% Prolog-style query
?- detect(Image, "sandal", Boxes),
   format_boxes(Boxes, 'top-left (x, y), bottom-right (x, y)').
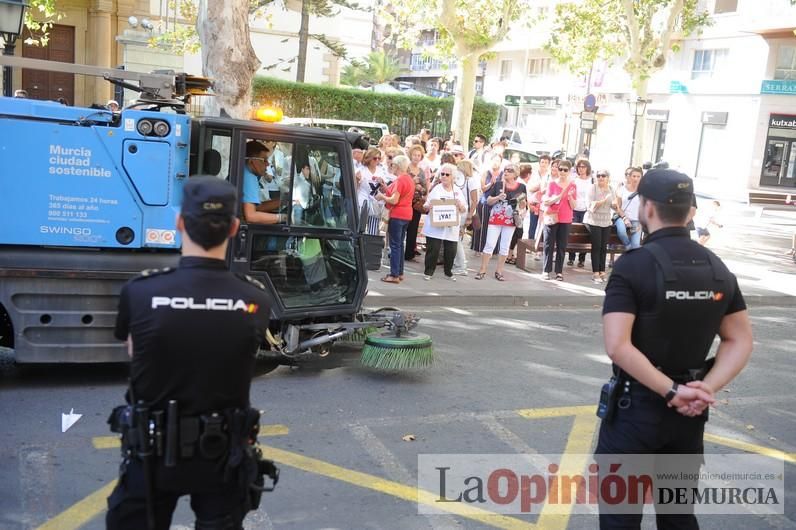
top-left (555, 273), bottom-right (564, 281)
top-left (495, 272), bottom-right (505, 281)
top-left (474, 272), bottom-right (486, 280)
top-left (380, 276), bottom-right (400, 284)
top-left (506, 257), bottom-right (516, 265)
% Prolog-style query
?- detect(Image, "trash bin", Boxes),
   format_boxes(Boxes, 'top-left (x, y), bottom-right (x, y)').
top-left (363, 234), bottom-right (384, 271)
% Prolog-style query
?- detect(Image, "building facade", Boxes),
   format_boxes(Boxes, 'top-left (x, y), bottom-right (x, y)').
top-left (482, 0), bottom-right (796, 197)
top-left (5, 0), bottom-right (183, 107)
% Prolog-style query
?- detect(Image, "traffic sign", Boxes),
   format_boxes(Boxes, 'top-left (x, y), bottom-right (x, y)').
top-left (584, 94), bottom-right (597, 112)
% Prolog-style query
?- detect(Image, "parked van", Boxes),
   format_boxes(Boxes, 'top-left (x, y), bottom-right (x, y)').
top-left (282, 118), bottom-right (389, 146)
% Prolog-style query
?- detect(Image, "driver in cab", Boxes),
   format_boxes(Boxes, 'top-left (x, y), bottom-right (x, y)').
top-left (242, 140), bottom-right (286, 224)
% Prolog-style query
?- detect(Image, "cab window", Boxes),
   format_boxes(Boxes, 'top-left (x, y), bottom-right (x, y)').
top-left (197, 130), bottom-right (232, 180)
top-left (249, 234), bottom-right (358, 308)
top-left (291, 143), bottom-right (347, 229)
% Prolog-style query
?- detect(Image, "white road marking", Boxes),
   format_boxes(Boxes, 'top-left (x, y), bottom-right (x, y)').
top-left (443, 307), bottom-right (474, 316)
top-left (349, 424), bottom-right (463, 530)
top-left (584, 353), bottom-right (612, 365)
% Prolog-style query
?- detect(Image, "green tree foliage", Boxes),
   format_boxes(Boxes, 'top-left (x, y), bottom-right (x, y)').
top-left (253, 76), bottom-right (500, 141)
top-left (22, 0), bottom-right (62, 46)
top-left (340, 60), bottom-right (367, 86)
top-left (544, 0), bottom-right (711, 95)
top-left (364, 50), bottom-right (401, 84)
top-left (381, 0), bottom-right (525, 145)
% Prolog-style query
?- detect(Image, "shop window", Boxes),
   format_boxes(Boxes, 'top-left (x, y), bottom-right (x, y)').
top-left (775, 45), bottom-right (796, 81)
top-left (713, 0), bottom-right (737, 14)
top-left (500, 59), bottom-right (512, 81)
top-left (691, 49), bottom-right (728, 80)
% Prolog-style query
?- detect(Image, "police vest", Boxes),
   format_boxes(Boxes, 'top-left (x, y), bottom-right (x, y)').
top-left (632, 241), bottom-right (735, 375)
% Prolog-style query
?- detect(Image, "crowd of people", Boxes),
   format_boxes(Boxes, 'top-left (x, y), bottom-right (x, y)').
top-left (358, 129), bottom-right (682, 285)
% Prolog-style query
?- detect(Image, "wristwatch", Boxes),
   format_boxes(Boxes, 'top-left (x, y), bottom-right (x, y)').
top-left (664, 382), bottom-right (679, 402)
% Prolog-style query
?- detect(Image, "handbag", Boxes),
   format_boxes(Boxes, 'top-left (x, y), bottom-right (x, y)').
top-left (512, 208), bottom-right (522, 228)
top-left (543, 212), bottom-right (559, 226)
top-left (471, 212), bottom-right (481, 231)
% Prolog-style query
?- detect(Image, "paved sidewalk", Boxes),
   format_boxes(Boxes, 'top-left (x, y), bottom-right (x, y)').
top-left (365, 245), bottom-right (796, 310)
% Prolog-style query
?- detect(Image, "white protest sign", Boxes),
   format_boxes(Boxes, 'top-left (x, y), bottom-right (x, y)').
top-left (430, 199), bottom-right (459, 227)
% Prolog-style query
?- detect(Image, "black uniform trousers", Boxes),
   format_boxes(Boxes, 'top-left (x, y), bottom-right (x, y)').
top-left (595, 385), bottom-right (705, 530)
top-left (106, 458), bottom-right (248, 530)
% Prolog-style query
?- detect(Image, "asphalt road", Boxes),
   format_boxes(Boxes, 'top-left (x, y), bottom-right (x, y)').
top-left (1, 306), bottom-right (794, 530)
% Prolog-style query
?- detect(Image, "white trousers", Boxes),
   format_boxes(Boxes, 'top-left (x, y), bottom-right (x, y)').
top-left (483, 224), bottom-right (515, 256)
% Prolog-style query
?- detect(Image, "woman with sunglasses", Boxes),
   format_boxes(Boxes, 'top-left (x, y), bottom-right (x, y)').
top-left (421, 163), bottom-right (467, 280)
top-left (475, 164), bottom-right (526, 281)
top-left (356, 147), bottom-right (388, 235)
top-left (568, 158), bottom-right (593, 268)
top-left (541, 160), bottom-right (576, 281)
top-left (583, 169), bottom-right (615, 283)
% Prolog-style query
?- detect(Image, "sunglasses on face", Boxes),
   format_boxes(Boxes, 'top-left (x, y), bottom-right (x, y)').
top-left (439, 172), bottom-right (452, 176)
top-left (596, 174), bottom-right (608, 178)
top-left (504, 169), bottom-right (515, 173)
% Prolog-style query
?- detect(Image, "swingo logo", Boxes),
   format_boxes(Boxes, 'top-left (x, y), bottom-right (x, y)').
top-left (665, 291), bottom-right (724, 301)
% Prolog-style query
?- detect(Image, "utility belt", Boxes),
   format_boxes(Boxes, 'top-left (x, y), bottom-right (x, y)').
top-left (108, 400), bottom-right (279, 528)
top-left (597, 358), bottom-right (715, 422)
top-left (108, 403), bottom-right (260, 462)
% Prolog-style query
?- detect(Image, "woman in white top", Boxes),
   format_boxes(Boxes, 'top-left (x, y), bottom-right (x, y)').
top-left (356, 147), bottom-right (388, 235)
top-left (422, 163), bottom-right (467, 279)
top-left (583, 169), bottom-right (616, 283)
top-left (568, 158), bottom-right (593, 267)
top-left (613, 166), bottom-right (643, 249)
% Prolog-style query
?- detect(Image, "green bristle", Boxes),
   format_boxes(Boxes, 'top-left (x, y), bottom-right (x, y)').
top-left (360, 332), bottom-right (434, 370)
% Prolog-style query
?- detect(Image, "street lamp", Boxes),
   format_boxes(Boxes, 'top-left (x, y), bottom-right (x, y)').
top-left (0, 0), bottom-right (29, 97)
top-left (627, 96), bottom-right (649, 166)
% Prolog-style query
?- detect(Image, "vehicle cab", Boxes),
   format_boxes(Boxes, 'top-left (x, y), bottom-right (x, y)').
top-left (189, 118), bottom-right (369, 327)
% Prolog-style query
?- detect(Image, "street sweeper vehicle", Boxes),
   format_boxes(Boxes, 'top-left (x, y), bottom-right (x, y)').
top-left (0, 55), bottom-right (433, 369)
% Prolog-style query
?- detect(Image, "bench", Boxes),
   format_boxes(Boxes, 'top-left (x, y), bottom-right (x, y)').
top-left (515, 223), bottom-right (626, 271)
top-left (748, 191), bottom-right (794, 207)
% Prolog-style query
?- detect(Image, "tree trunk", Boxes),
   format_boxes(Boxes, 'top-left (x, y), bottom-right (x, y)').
top-left (450, 54), bottom-right (478, 147)
top-left (197, 0), bottom-right (260, 119)
top-left (630, 77), bottom-right (649, 166)
top-left (296, 0), bottom-right (310, 82)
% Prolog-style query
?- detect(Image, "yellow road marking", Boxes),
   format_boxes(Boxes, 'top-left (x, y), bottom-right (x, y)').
top-left (92, 424), bottom-right (289, 450)
top-left (43, 407), bottom-right (796, 530)
top-left (34, 480), bottom-right (116, 530)
top-left (261, 444), bottom-right (536, 530)
top-left (529, 409), bottom-right (599, 530)
top-left (516, 405), bottom-right (594, 419)
top-left (705, 433), bottom-right (796, 464)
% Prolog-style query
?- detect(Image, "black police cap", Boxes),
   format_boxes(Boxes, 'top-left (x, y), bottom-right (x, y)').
top-left (181, 176), bottom-right (237, 218)
top-left (638, 169), bottom-right (694, 205)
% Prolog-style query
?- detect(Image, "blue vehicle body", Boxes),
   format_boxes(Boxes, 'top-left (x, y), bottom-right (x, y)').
top-left (0, 97), bottom-right (189, 362)
top-left (0, 98), bottom-right (190, 249)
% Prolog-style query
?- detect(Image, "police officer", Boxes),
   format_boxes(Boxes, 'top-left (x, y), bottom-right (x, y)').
top-left (106, 176), bottom-right (273, 530)
top-left (596, 169), bottom-right (753, 529)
